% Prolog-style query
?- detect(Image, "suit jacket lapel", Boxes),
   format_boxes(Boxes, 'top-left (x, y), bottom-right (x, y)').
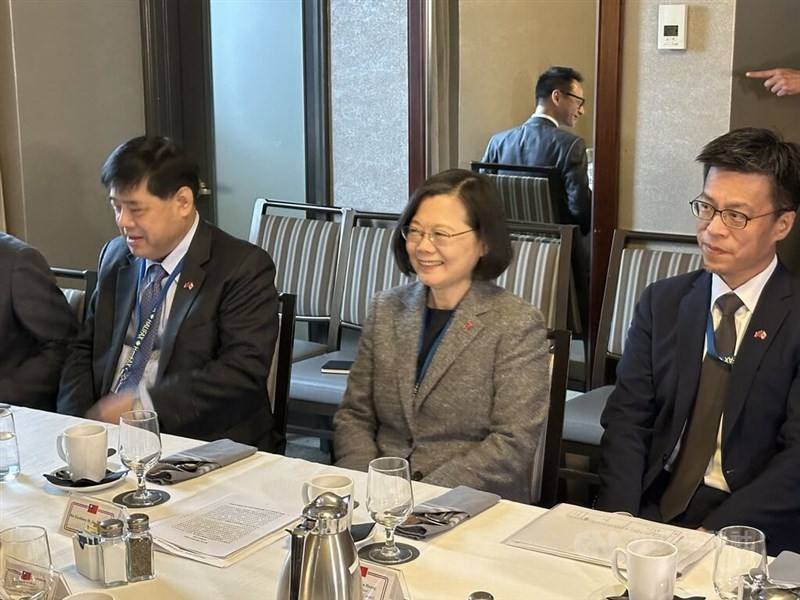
top-left (156, 220), bottom-right (210, 380)
top-left (668, 272), bottom-right (711, 444)
top-left (102, 256), bottom-right (138, 392)
top-left (723, 264), bottom-right (793, 443)
top-left (395, 283), bottom-right (424, 433)
top-left (413, 282), bottom-right (488, 411)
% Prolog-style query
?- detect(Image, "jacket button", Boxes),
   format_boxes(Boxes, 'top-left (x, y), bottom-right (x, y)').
top-left (412, 471), bottom-right (423, 481)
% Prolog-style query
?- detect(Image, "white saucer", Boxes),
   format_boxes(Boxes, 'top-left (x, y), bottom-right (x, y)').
top-left (44, 463), bottom-right (128, 494)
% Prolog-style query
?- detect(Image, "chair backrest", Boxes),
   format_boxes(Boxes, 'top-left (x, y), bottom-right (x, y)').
top-left (592, 229), bottom-right (703, 387)
top-left (339, 212), bottom-right (413, 329)
top-left (532, 328), bottom-right (571, 507)
top-left (496, 222), bottom-right (575, 330)
top-left (269, 293), bottom-right (297, 455)
top-left (250, 198), bottom-right (355, 348)
top-left (470, 160), bottom-right (565, 224)
top-left (51, 267), bottom-right (98, 323)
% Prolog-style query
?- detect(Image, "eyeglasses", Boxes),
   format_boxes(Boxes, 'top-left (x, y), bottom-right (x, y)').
top-left (689, 196), bottom-right (787, 230)
top-left (401, 225), bottom-right (475, 246)
top-left (561, 90), bottom-right (585, 108)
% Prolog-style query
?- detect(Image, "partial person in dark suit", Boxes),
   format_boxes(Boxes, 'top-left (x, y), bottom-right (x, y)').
top-left (334, 169), bottom-right (550, 503)
top-left (57, 136), bottom-right (280, 450)
top-left (0, 234), bottom-right (76, 410)
top-left (597, 128), bottom-right (800, 554)
top-left (482, 66), bottom-right (591, 234)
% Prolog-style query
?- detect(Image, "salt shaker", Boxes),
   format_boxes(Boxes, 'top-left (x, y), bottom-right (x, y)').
top-left (126, 513), bottom-right (155, 582)
top-left (99, 518), bottom-right (127, 587)
top-left (73, 520), bottom-right (102, 581)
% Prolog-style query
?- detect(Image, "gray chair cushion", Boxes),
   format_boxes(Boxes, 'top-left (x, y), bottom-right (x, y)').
top-left (289, 349), bottom-right (358, 406)
top-left (61, 288), bottom-right (86, 322)
top-left (292, 339), bottom-right (329, 363)
top-left (486, 174), bottom-right (556, 223)
top-left (562, 385), bottom-right (614, 446)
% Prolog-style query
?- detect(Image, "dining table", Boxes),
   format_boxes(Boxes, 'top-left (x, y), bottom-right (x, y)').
top-left (0, 406), bottom-right (722, 599)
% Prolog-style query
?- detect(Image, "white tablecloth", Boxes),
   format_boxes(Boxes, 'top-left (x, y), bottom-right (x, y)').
top-left (0, 407), bottom-right (720, 599)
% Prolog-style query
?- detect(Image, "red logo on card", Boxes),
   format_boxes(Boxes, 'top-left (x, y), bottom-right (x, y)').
top-left (360, 566), bottom-right (368, 578)
top-left (21, 570), bottom-right (32, 581)
top-left (88, 504), bottom-right (99, 514)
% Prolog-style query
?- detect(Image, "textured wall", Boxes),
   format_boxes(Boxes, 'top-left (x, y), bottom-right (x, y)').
top-left (330, 0), bottom-right (409, 212)
top-left (0, 0), bottom-right (144, 268)
top-left (211, 0), bottom-right (306, 241)
top-left (618, 0), bottom-right (734, 233)
top-left (458, 0), bottom-right (597, 168)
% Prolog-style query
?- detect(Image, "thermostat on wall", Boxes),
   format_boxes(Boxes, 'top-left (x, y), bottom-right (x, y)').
top-left (658, 4), bottom-right (687, 50)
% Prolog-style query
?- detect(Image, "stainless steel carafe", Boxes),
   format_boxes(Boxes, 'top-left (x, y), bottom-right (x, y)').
top-left (277, 491), bottom-right (363, 600)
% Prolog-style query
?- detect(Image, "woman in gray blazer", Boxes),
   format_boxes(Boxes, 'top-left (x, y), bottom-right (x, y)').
top-left (333, 169), bottom-right (550, 503)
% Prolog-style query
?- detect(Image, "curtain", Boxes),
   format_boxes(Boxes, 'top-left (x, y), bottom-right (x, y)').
top-left (426, 0), bottom-right (459, 175)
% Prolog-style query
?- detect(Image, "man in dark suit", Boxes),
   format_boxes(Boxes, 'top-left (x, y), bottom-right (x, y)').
top-left (0, 234), bottom-right (76, 410)
top-left (482, 66), bottom-right (591, 234)
top-left (597, 128), bottom-right (800, 553)
top-left (57, 136), bottom-right (280, 451)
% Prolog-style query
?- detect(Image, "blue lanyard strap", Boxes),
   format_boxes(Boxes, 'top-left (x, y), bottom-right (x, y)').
top-left (705, 310), bottom-right (736, 366)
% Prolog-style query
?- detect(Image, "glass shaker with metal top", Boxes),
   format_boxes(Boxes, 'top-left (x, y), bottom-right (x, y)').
top-left (126, 513), bottom-right (155, 582)
top-left (98, 518), bottom-right (127, 587)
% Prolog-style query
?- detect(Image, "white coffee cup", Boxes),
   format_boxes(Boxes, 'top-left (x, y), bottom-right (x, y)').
top-left (56, 424), bottom-right (108, 482)
top-left (301, 474), bottom-right (355, 527)
top-left (612, 538), bottom-right (677, 600)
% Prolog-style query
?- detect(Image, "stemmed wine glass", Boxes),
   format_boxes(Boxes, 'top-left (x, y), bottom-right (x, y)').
top-left (0, 526), bottom-right (55, 600)
top-left (359, 456), bottom-right (418, 565)
top-left (113, 410), bottom-right (170, 508)
top-left (713, 526), bottom-right (768, 599)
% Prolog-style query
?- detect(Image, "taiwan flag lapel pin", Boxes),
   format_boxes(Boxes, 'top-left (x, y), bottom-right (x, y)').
top-left (753, 329), bottom-right (767, 341)
top-left (464, 320), bottom-right (474, 331)
top-left (183, 281), bottom-right (194, 291)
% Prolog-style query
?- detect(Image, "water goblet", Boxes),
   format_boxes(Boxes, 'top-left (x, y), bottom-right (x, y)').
top-left (713, 525), bottom-right (768, 600)
top-left (112, 410), bottom-right (169, 508)
top-left (0, 526), bottom-right (55, 600)
top-left (359, 456), bottom-right (418, 565)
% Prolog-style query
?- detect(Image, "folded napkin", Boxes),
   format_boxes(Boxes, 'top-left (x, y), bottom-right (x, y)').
top-left (146, 439), bottom-right (256, 484)
top-left (770, 551), bottom-right (800, 587)
top-left (396, 485), bottom-right (500, 540)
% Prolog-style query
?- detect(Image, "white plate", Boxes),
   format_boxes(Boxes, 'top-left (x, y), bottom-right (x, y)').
top-left (45, 464), bottom-right (128, 494)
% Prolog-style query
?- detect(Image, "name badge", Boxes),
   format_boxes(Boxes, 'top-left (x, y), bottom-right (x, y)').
top-left (59, 494), bottom-right (127, 536)
top-left (361, 563), bottom-right (410, 600)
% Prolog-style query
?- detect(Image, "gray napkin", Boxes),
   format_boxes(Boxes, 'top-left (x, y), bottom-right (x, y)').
top-left (396, 485), bottom-right (500, 540)
top-left (145, 439), bottom-right (256, 484)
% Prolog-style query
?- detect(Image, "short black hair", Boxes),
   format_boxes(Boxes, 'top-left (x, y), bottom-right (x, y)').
top-left (392, 169), bottom-right (512, 280)
top-left (100, 136), bottom-right (200, 200)
top-left (696, 128), bottom-right (800, 212)
top-left (535, 66), bottom-right (584, 104)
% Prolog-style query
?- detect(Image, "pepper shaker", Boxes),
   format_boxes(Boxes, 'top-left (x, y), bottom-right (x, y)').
top-left (98, 518), bottom-right (127, 587)
top-left (126, 513), bottom-right (155, 582)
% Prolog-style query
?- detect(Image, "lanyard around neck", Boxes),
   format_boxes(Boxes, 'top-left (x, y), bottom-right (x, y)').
top-left (135, 259), bottom-right (183, 332)
top-left (705, 311), bottom-right (736, 366)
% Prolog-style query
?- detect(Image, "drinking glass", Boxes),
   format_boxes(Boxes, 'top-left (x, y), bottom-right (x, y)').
top-left (363, 457), bottom-right (416, 564)
top-left (113, 410), bottom-right (169, 508)
top-left (0, 405), bottom-right (20, 481)
top-left (0, 526), bottom-right (54, 600)
top-left (713, 526), bottom-right (768, 599)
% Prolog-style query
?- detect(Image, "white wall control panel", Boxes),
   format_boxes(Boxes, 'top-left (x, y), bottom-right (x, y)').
top-left (658, 4), bottom-right (687, 50)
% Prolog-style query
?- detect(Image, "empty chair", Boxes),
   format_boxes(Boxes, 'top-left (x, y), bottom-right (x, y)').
top-left (51, 267), bottom-right (98, 322)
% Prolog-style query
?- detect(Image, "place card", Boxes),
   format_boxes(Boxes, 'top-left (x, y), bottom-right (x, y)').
top-left (59, 494), bottom-right (127, 536)
top-left (1, 557), bottom-right (71, 600)
top-left (361, 563), bottom-right (411, 600)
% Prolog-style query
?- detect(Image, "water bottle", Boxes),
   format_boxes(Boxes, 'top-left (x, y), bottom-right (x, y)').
top-left (0, 404), bottom-right (20, 481)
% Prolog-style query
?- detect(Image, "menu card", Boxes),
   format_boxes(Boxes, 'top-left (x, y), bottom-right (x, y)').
top-left (504, 503), bottom-right (715, 575)
top-left (152, 494), bottom-right (297, 567)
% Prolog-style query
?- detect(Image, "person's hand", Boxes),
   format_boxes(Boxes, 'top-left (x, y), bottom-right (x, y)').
top-left (746, 68), bottom-right (800, 97)
top-left (85, 392), bottom-right (137, 423)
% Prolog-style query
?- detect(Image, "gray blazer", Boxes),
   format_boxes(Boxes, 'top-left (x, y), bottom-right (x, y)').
top-left (333, 280), bottom-right (549, 503)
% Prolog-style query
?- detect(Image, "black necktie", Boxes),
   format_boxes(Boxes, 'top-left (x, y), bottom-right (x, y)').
top-left (660, 292), bottom-right (743, 521)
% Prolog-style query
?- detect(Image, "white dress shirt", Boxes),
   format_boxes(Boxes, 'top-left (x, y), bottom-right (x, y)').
top-left (531, 111), bottom-right (559, 128)
top-left (111, 213), bottom-right (200, 409)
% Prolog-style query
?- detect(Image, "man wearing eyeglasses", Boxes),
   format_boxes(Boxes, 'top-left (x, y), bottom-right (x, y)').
top-left (482, 65), bottom-right (591, 235)
top-left (597, 128), bottom-right (800, 554)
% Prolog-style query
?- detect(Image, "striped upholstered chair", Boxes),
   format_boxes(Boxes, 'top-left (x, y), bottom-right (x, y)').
top-left (560, 229), bottom-right (702, 487)
top-left (249, 199), bottom-right (355, 362)
top-left (288, 212), bottom-right (412, 442)
top-left (51, 267), bottom-right (98, 323)
top-left (496, 222), bottom-right (575, 330)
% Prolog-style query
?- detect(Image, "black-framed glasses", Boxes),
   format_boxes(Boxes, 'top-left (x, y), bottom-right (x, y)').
top-left (689, 196), bottom-right (787, 230)
top-left (560, 90), bottom-right (585, 108)
top-left (401, 225), bottom-right (475, 246)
